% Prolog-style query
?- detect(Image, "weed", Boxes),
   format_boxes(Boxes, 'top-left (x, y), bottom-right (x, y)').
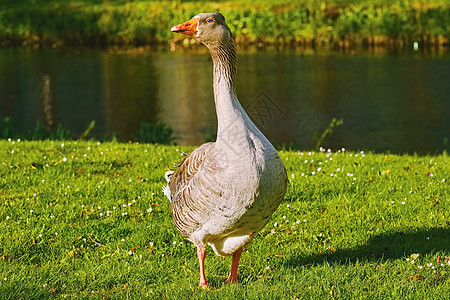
top-left (313, 118), bottom-right (343, 151)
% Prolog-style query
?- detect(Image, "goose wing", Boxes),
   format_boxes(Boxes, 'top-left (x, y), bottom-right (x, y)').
top-left (169, 142), bottom-right (232, 238)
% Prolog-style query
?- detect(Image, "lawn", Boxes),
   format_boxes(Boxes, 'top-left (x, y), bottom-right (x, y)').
top-left (0, 140), bottom-right (449, 299)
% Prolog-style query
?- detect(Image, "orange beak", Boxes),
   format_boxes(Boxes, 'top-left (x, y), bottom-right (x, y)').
top-left (171, 17), bottom-right (199, 36)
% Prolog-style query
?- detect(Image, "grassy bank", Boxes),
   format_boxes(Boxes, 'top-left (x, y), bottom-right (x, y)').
top-left (0, 140), bottom-right (449, 298)
top-left (1, 0), bottom-right (449, 48)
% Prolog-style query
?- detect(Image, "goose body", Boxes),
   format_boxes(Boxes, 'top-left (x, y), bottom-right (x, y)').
top-left (168, 12), bottom-right (287, 287)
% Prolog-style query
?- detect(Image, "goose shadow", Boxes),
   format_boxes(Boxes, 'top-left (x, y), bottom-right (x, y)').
top-left (283, 227), bottom-right (450, 267)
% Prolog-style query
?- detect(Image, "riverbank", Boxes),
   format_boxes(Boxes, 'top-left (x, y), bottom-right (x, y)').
top-left (1, 0), bottom-right (449, 49)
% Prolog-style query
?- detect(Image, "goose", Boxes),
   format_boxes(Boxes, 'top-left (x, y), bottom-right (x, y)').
top-left (166, 12), bottom-right (287, 288)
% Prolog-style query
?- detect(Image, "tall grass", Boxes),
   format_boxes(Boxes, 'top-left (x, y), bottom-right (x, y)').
top-left (0, 117), bottom-right (175, 144)
top-left (0, 0), bottom-right (448, 48)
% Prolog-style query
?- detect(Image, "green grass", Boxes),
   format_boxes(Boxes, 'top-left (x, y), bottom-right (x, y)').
top-left (1, 0), bottom-right (449, 48)
top-left (0, 140), bottom-right (449, 299)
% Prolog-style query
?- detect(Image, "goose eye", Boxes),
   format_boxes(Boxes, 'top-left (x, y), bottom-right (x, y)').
top-left (206, 18), bottom-right (214, 23)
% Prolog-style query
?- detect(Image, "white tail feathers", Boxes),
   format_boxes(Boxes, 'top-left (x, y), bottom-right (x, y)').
top-left (163, 171), bottom-right (175, 201)
top-left (165, 170), bottom-right (174, 183)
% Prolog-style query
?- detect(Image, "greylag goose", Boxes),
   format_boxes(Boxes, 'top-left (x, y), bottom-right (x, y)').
top-left (166, 12), bottom-right (287, 288)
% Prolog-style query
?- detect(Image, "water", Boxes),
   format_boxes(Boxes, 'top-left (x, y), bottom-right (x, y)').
top-left (1, 46), bottom-right (449, 154)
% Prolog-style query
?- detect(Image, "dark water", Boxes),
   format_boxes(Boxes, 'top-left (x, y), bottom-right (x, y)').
top-left (1, 46), bottom-right (449, 154)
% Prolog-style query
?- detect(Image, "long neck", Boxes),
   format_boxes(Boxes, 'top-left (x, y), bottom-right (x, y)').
top-left (207, 39), bottom-right (253, 143)
top-left (209, 40), bottom-right (237, 89)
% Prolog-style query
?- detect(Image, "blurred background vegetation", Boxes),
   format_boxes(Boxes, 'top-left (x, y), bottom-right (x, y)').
top-left (1, 0), bottom-right (449, 48)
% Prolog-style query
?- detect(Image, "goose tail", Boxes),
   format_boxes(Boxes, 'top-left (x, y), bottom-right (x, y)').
top-left (163, 170), bottom-right (175, 201)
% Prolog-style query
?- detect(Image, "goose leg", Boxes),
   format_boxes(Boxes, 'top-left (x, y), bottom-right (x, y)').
top-left (225, 247), bottom-right (243, 284)
top-left (197, 245), bottom-right (208, 289)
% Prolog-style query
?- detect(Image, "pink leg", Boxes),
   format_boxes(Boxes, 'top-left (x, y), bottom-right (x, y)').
top-left (225, 247), bottom-right (243, 284)
top-left (197, 245), bottom-right (208, 289)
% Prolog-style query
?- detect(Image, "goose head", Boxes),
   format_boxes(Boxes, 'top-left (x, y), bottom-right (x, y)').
top-left (171, 12), bottom-right (233, 47)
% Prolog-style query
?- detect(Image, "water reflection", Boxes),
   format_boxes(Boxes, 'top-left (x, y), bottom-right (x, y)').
top-left (102, 52), bottom-right (159, 139)
top-left (0, 47), bottom-right (449, 154)
top-left (40, 74), bottom-right (55, 130)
